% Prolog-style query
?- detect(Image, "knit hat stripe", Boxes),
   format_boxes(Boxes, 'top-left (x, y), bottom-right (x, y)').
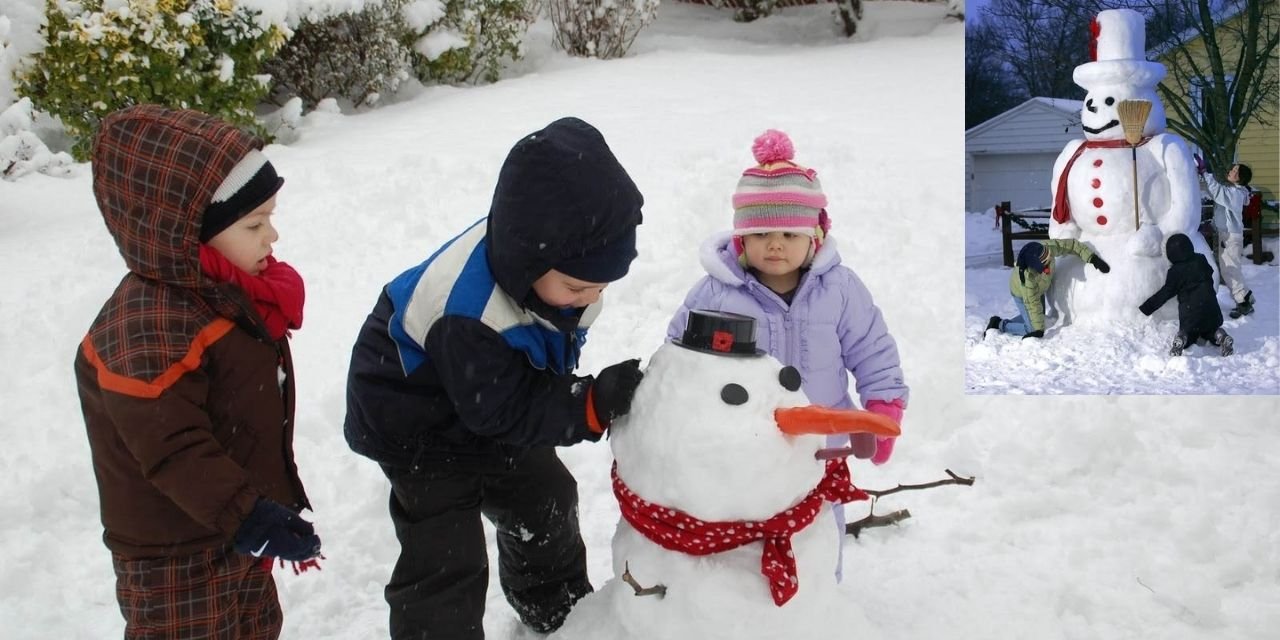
top-left (733, 208), bottom-right (821, 235)
top-left (735, 172), bottom-right (821, 190)
top-left (742, 165), bottom-right (815, 179)
top-left (732, 191), bottom-right (828, 209)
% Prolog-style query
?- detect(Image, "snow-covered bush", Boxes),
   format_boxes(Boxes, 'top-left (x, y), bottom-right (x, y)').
top-left (1, 15), bottom-right (16, 109)
top-left (15, 0), bottom-right (290, 160)
top-left (265, 0), bottom-right (411, 109)
top-left (546, 0), bottom-right (659, 59)
top-left (404, 0), bottom-right (533, 84)
top-left (1, 97), bottom-right (74, 179)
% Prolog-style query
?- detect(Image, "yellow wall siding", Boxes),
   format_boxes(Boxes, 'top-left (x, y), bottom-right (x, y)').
top-left (1156, 6), bottom-right (1279, 200)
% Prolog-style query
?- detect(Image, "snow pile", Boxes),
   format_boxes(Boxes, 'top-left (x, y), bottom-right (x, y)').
top-left (0, 97), bottom-right (74, 180)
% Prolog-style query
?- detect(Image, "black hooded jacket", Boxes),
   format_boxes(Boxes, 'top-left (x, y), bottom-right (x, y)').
top-left (1139, 234), bottom-right (1223, 337)
top-left (344, 118), bottom-right (643, 471)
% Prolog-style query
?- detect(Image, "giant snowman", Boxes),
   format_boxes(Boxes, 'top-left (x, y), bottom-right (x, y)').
top-left (550, 311), bottom-right (900, 640)
top-left (1048, 8), bottom-right (1215, 325)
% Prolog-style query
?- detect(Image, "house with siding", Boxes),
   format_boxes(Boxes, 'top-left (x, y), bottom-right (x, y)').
top-left (964, 97), bottom-right (1083, 213)
top-left (1152, 2), bottom-right (1279, 204)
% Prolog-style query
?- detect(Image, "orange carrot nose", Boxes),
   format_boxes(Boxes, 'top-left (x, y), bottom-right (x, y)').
top-left (774, 406), bottom-right (902, 437)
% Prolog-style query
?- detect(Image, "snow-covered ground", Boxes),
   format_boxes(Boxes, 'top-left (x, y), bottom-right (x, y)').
top-left (965, 209), bottom-right (1280, 394)
top-left (2, 3), bottom-right (1278, 640)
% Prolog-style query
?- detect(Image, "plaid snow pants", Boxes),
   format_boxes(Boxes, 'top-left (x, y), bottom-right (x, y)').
top-left (112, 545), bottom-right (282, 639)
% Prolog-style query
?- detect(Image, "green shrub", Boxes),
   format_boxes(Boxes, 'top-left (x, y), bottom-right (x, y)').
top-left (16, 0), bottom-right (289, 160)
top-left (546, 0), bottom-right (658, 59)
top-left (405, 0), bottom-right (532, 85)
top-left (265, 1), bottom-right (412, 109)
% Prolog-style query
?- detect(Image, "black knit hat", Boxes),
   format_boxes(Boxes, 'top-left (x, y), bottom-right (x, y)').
top-left (201, 149), bottom-right (284, 242)
top-left (555, 226), bottom-right (637, 283)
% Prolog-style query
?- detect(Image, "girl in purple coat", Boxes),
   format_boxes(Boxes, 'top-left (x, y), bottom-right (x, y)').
top-left (667, 130), bottom-right (908, 464)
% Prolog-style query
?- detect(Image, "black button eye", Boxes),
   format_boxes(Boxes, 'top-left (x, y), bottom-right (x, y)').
top-left (721, 383), bottom-right (749, 405)
top-left (778, 366), bottom-right (802, 391)
top-left (1104, 97), bottom-right (1115, 106)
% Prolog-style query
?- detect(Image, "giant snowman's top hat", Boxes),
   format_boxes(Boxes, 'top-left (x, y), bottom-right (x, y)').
top-left (673, 310), bottom-right (765, 357)
top-left (1073, 9), bottom-right (1166, 89)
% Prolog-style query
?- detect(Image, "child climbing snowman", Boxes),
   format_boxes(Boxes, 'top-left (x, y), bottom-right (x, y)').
top-left (1048, 8), bottom-right (1217, 326)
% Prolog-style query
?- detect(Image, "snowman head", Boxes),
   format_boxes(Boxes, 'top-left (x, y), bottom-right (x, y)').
top-left (1074, 9), bottom-right (1168, 141)
top-left (609, 341), bottom-right (818, 521)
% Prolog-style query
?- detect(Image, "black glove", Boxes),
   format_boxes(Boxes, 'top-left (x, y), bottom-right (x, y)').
top-left (590, 359), bottom-right (644, 426)
top-left (233, 498), bottom-right (321, 561)
top-left (1022, 330), bottom-right (1044, 340)
top-left (1088, 255), bottom-right (1111, 273)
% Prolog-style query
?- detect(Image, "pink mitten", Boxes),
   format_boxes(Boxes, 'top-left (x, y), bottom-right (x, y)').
top-left (865, 399), bottom-right (905, 466)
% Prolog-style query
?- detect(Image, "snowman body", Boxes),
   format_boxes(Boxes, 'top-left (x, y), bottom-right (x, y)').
top-left (1046, 11), bottom-right (1215, 326)
top-left (550, 343), bottom-right (846, 640)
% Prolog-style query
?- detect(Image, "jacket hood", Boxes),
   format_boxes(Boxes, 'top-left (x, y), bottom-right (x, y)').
top-left (1165, 233), bottom-right (1195, 263)
top-left (92, 105), bottom-right (262, 288)
top-left (486, 117), bottom-right (643, 302)
top-left (699, 230), bottom-right (841, 287)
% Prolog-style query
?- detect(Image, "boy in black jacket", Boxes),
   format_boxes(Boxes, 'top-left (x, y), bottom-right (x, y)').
top-left (344, 117), bottom-right (645, 639)
top-left (1139, 233), bottom-right (1234, 356)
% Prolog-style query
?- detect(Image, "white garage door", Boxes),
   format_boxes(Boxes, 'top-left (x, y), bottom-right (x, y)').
top-left (968, 153), bottom-right (1059, 213)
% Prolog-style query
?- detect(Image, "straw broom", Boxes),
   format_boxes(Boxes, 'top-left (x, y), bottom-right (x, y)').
top-left (1117, 99), bottom-right (1152, 230)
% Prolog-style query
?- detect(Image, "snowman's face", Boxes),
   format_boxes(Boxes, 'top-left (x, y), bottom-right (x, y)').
top-left (609, 343), bottom-right (822, 521)
top-left (1080, 84), bottom-right (1165, 141)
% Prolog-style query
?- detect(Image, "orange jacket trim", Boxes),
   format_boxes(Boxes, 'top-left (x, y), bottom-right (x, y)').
top-left (585, 385), bottom-right (605, 434)
top-left (82, 318), bottom-right (236, 399)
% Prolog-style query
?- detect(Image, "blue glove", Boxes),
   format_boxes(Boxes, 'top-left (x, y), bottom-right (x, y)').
top-left (233, 498), bottom-right (321, 561)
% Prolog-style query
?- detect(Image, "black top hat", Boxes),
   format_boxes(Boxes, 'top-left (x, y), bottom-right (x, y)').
top-left (673, 310), bottom-right (764, 357)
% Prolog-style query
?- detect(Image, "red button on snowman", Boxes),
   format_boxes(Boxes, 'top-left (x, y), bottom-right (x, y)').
top-left (1048, 8), bottom-right (1216, 325)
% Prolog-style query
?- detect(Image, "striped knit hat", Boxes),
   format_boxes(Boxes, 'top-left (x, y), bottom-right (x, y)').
top-left (201, 149), bottom-right (284, 242)
top-left (731, 130), bottom-right (830, 259)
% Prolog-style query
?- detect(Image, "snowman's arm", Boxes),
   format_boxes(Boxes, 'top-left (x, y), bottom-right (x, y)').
top-left (1156, 135), bottom-right (1200, 233)
top-left (425, 316), bottom-right (601, 447)
top-left (835, 268), bottom-right (908, 406)
top-left (1048, 140), bottom-right (1084, 239)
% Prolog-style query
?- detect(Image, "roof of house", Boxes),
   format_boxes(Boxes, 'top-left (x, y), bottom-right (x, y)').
top-left (965, 97), bottom-right (1084, 153)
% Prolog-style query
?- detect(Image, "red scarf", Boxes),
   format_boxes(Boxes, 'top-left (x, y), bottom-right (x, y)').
top-left (1052, 137), bottom-right (1151, 224)
top-left (612, 459), bottom-right (868, 606)
top-left (199, 245), bottom-right (304, 340)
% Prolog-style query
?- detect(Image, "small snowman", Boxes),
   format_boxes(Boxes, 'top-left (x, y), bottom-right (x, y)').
top-left (551, 311), bottom-right (899, 640)
top-left (1048, 8), bottom-right (1215, 325)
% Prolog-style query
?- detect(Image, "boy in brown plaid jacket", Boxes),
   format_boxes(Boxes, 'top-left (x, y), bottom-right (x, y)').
top-left (74, 105), bottom-right (320, 639)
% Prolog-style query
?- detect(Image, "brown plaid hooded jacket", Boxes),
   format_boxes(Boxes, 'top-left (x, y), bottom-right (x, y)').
top-left (74, 105), bottom-right (309, 558)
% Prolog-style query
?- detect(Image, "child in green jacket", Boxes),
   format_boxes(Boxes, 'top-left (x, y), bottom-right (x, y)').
top-left (985, 240), bottom-right (1110, 339)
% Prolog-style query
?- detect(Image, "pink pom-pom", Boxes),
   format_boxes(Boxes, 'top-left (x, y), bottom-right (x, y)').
top-left (751, 130), bottom-right (795, 164)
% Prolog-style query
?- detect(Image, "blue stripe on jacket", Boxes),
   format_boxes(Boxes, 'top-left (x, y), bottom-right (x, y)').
top-left (385, 219), bottom-right (585, 377)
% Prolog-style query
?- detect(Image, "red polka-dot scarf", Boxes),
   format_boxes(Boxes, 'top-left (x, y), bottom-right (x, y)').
top-left (612, 459), bottom-right (868, 606)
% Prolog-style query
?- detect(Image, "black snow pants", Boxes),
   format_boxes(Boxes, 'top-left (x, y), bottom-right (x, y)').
top-left (381, 447), bottom-right (592, 640)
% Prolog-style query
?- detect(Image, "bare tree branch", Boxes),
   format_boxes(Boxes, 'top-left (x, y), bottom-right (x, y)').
top-left (846, 509), bottom-right (912, 538)
top-left (621, 562), bottom-right (667, 598)
top-left (862, 469), bottom-right (977, 498)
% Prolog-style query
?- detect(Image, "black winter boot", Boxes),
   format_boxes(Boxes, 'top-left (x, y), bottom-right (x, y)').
top-left (1229, 291), bottom-right (1254, 319)
top-left (985, 316), bottom-right (1002, 334)
top-left (1214, 328), bottom-right (1234, 356)
top-left (1169, 334), bottom-right (1187, 357)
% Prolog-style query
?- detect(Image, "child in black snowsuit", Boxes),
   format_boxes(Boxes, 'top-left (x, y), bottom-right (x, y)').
top-left (344, 117), bottom-right (646, 639)
top-left (1139, 233), bottom-right (1234, 356)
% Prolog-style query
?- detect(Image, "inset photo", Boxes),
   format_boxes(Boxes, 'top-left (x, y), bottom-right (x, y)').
top-left (963, 2), bottom-right (1278, 394)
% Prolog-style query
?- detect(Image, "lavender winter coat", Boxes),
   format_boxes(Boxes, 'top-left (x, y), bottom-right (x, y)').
top-left (667, 232), bottom-right (908, 412)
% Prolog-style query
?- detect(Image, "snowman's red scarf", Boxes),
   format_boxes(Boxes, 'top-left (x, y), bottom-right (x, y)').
top-left (611, 459), bottom-right (868, 606)
top-left (1052, 136), bottom-right (1152, 224)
